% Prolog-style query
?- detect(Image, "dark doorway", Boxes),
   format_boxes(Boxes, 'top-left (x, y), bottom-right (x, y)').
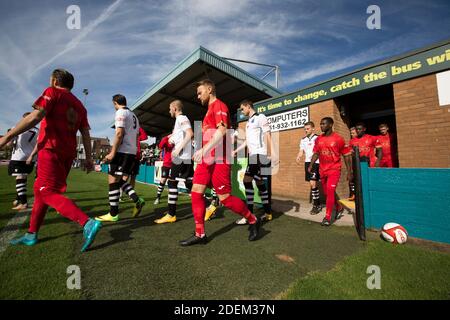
top-left (335, 84), bottom-right (398, 166)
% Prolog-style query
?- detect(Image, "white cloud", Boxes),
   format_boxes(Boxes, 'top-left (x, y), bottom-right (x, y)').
top-left (0, 0), bottom-right (448, 139)
top-left (29, 0), bottom-right (123, 79)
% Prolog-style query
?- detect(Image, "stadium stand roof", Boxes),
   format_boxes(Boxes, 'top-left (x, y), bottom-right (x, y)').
top-left (128, 46), bottom-right (282, 137)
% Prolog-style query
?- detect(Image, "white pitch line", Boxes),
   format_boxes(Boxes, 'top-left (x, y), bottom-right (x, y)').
top-left (0, 199), bottom-right (33, 258)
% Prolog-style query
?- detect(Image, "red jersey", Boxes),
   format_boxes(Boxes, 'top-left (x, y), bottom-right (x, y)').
top-left (159, 135), bottom-right (173, 168)
top-left (136, 127), bottom-right (148, 159)
top-left (313, 132), bottom-right (350, 174)
top-left (202, 98), bottom-right (231, 162)
top-left (376, 133), bottom-right (395, 161)
top-left (349, 134), bottom-right (381, 159)
top-left (33, 87), bottom-right (89, 158)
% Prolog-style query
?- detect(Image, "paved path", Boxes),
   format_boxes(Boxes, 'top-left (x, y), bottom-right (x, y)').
top-left (272, 196), bottom-right (354, 226)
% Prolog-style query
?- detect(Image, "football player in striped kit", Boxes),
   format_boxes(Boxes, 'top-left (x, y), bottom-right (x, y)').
top-left (7, 113), bottom-right (38, 210)
top-left (296, 121), bottom-right (322, 214)
top-left (96, 94), bottom-right (145, 222)
top-left (232, 100), bottom-right (277, 225)
top-left (154, 100), bottom-right (194, 224)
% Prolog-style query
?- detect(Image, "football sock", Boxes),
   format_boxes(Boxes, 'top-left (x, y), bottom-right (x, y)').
top-left (191, 191), bottom-right (205, 237)
top-left (168, 180), bottom-right (178, 217)
top-left (312, 187), bottom-right (320, 206)
top-left (16, 178), bottom-right (27, 204)
top-left (121, 181), bottom-right (138, 203)
top-left (257, 183), bottom-right (271, 213)
top-left (244, 181), bottom-right (254, 213)
top-left (156, 181), bottom-right (165, 199)
top-left (109, 182), bottom-right (120, 216)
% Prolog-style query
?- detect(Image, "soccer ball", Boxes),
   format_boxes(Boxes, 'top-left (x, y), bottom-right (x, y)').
top-left (381, 223), bottom-right (408, 244)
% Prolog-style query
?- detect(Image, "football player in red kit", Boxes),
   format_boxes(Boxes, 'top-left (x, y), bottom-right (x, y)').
top-left (349, 122), bottom-right (383, 167)
top-left (154, 135), bottom-right (174, 204)
top-left (309, 117), bottom-right (352, 226)
top-left (377, 123), bottom-right (397, 167)
top-left (179, 79), bottom-right (261, 246)
top-left (0, 69), bottom-right (101, 252)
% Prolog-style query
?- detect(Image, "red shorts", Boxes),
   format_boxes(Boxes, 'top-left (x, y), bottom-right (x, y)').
top-left (35, 149), bottom-right (74, 193)
top-left (193, 162), bottom-right (231, 195)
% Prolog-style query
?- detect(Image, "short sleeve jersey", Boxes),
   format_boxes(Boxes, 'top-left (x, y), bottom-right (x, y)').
top-left (202, 99), bottom-right (231, 162)
top-left (246, 113), bottom-right (271, 156)
top-left (115, 108), bottom-right (139, 155)
top-left (11, 126), bottom-right (39, 161)
top-left (33, 87), bottom-right (89, 158)
top-left (159, 135), bottom-right (173, 167)
top-left (170, 114), bottom-right (192, 160)
top-left (376, 133), bottom-right (395, 160)
top-left (313, 132), bottom-right (350, 174)
top-left (299, 134), bottom-right (319, 163)
top-left (349, 134), bottom-right (381, 159)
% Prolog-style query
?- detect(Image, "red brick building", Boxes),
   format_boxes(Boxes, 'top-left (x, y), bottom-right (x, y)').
top-left (238, 40), bottom-right (450, 201)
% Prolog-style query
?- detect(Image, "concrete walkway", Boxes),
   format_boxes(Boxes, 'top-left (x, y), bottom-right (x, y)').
top-left (271, 196), bottom-right (355, 226)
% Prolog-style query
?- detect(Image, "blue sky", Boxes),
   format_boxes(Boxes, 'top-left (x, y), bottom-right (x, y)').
top-left (1, 0), bottom-right (449, 142)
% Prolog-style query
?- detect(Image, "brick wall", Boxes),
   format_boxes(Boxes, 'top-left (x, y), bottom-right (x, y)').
top-left (393, 74), bottom-right (450, 168)
top-left (238, 99), bottom-right (351, 201)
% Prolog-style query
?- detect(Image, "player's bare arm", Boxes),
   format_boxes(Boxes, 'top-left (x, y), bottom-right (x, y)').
top-left (296, 148), bottom-right (304, 164)
top-left (374, 147), bottom-right (383, 167)
top-left (193, 124), bottom-right (226, 162)
top-left (104, 127), bottom-right (124, 163)
top-left (80, 127), bottom-right (94, 173)
top-left (6, 129), bottom-right (13, 147)
top-left (308, 153), bottom-right (319, 173)
top-left (0, 109), bottom-right (45, 148)
top-left (26, 142), bottom-right (39, 165)
top-left (172, 127), bottom-right (193, 158)
top-left (265, 131), bottom-right (279, 166)
top-left (232, 140), bottom-right (247, 157)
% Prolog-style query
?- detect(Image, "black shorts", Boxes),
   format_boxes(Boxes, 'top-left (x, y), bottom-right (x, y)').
top-left (305, 162), bottom-right (320, 181)
top-left (245, 154), bottom-right (271, 181)
top-left (109, 152), bottom-right (136, 176)
top-left (8, 160), bottom-right (35, 176)
top-left (170, 160), bottom-right (194, 181)
top-left (161, 166), bottom-right (171, 179)
top-left (130, 158), bottom-right (141, 176)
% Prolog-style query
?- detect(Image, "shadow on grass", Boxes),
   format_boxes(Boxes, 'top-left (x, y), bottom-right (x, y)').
top-left (64, 190), bottom-right (99, 195)
top-left (272, 198), bottom-right (300, 213)
top-left (86, 201), bottom-right (270, 251)
top-left (69, 197), bottom-right (112, 203)
top-left (38, 230), bottom-right (82, 244)
top-left (87, 203), bottom-right (194, 251)
top-left (0, 192), bottom-right (20, 198)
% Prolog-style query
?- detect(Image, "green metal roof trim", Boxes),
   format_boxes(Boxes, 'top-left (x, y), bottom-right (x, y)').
top-left (129, 46), bottom-right (282, 111)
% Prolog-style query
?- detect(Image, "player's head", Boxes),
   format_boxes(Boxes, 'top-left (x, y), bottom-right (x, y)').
top-left (196, 79), bottom-right (216, 106)
top-left (239, 99), bottom-right (254, 117)
top-left (50, 69), bottom-right (74, 90)
top-left (320, 117), bottom-right (334, 133)
top-left (355, 122), bottom-right (366, 138)
top-left (169, 100), bottom-right (183, 118)
top-left (350, 126), bottom-right (357, 138)
top-left (22, 112), bottom-right (31, 118)
top-left (112, 94), bottom-right (127, 110)
top-left (304, 121), bottom-right (315, 136)
top-left (379, 123), bottom-right (389, 135)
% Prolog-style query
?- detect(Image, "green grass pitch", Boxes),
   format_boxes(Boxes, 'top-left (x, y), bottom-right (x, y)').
top-left (0, 166), bottom-right (449, 299)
